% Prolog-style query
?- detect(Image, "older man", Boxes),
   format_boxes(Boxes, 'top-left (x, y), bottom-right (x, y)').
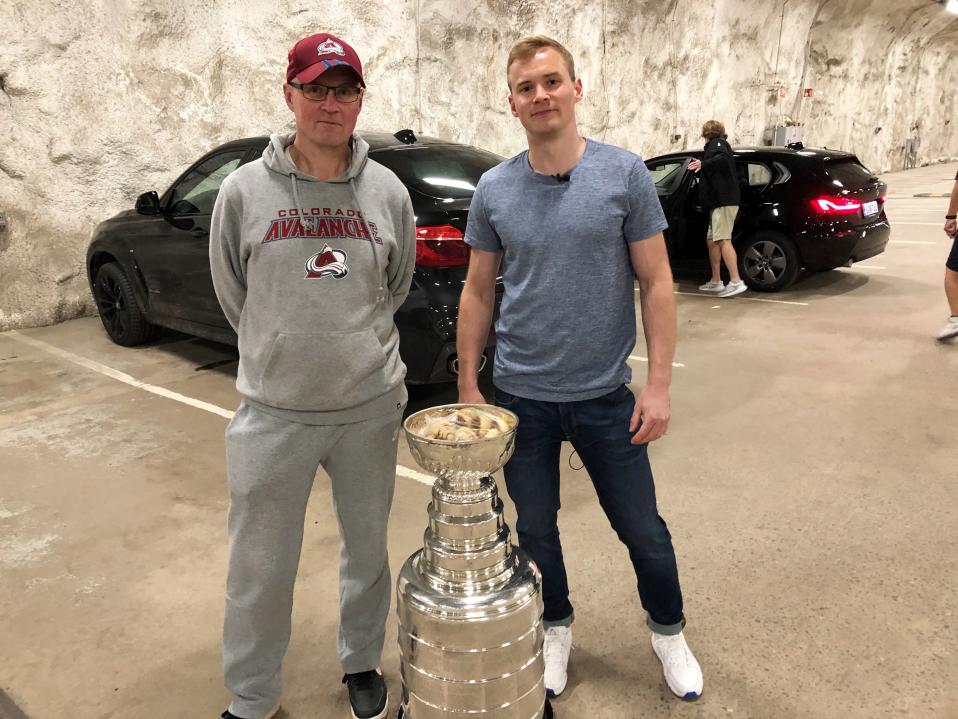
top-left (210, 32), bottom-right (415, 719)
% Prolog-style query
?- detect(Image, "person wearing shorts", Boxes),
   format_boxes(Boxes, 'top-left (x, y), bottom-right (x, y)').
top-left (688, 120), bottom-right (746, 298)
top-left (937, 168), bottom-right (958, 341)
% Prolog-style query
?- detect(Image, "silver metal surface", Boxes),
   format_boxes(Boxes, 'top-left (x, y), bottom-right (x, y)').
top-left (397, 404), bottom-right (547, 718)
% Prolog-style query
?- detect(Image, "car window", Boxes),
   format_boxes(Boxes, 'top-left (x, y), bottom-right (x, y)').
top-left (824, 160), bottom-right (876, 189)
top-left (648, 161), bottom-right (685, 190)
top-left (743, 162), bottom-right (772, 187)
top-left (169, 150), bottom-right (246, 215)
top-left (370, 145), bottom-right (502, 199)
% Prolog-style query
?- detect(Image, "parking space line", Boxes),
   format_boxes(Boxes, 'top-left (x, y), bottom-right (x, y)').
top-left (628, 354), bottom-right (686, 368)
top-left (853, 265), bottom-right (886, 270)
top-left (5, 330), bottom-right (435, 487)
top-left (889, 239), bottom-right (938, 244)
top-left (7, 331), bottom-right (236, 419)
top-left (665, 290), bottom-right (809, 307)
top-left (890, 223), bottom-right (947, 228)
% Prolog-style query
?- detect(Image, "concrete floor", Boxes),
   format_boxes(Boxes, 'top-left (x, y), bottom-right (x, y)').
top-left (1, 163), bottom-right (956, 719)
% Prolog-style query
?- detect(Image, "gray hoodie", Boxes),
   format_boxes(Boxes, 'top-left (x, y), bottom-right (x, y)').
top-left (210, 132), bottom-right (416, 424)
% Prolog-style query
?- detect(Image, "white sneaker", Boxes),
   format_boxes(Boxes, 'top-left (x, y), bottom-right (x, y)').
top-left (717, 280), bottom-right (747, 298)
top-left (697, 280), bottom-right (725, 292)
top-left (651, 631), bottom-right (703, 700)
top-left (936, 316), bottom-right (958, 341)
top-left (543, 625), bottom-right (572, 697)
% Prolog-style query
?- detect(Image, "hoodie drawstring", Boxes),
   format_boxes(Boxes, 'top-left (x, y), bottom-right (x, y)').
top-left (348, 176), bottom-right (387, 307)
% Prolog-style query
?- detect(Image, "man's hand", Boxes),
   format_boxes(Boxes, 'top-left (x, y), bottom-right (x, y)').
top-left (687, 158), bottom-right (702, 172)
top-left (945, 218), bottom-right (957, 238)
top-left (629, 384), bottom-right (671, 444)
top-left (458, 385), bottom-right (487, 405)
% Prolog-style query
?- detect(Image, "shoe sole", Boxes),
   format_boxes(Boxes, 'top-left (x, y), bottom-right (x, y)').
top-left (936, 331), bottom-right (958, 341)
top-left (351, 696), bottom-right (388, 719)
top-left (651, 646), bottom-right (703, 702)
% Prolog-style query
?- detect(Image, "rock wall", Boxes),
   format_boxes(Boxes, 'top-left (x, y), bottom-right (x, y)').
top-left (1, 0), bottom-right (956, 329)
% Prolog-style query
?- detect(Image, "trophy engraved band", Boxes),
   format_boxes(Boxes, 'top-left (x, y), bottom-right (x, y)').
top-left (397, 404), bottom-right (553, 719)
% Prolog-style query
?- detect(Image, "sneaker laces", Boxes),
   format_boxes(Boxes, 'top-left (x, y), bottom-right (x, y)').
top-left (544, 627), bottom-right (569, 664)
top-left (342, 669), bottom-right (379, 692)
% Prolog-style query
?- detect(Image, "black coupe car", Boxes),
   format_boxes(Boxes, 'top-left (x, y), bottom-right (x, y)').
top-left (646, 145), bottom-right (890, 291)
top-left (86, 130), bottom-right (503, 384)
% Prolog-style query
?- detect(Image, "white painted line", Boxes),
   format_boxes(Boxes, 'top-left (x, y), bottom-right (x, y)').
top-left (889, 239), bottom-right (938, 244)
top-left (891, 222), bottom-right (948, 228)
top-left (8, 330), bottom-right (236, 419)
top-left (6, 330), bottom-right (433, 487)
top-left (628, 354), bottom-right (686, 368)
top-left (852, 265), bottom-right (886, 270)
top-left (667, 289), bottom-right (809, 307)
top-left (397, 465), bottom-right (437, 486)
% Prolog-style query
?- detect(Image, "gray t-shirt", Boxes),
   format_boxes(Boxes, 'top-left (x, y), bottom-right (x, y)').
top-left (465, 138), bottom-right (668, 402)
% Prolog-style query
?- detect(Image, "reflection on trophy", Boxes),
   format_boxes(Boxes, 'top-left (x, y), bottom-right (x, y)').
top-left (397, 404), bottom-right (554, 719)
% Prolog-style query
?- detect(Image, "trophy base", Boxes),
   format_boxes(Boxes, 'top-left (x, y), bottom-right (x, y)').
top-left (397, 698), bottom-right (554, 719)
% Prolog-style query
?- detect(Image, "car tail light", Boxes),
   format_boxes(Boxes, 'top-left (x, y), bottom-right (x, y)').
top-left (415, 225), bottom-right (470, 267)
top-left (812, 196), bottom-right (862, 215)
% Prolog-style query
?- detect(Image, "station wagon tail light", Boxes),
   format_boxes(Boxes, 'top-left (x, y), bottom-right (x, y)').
top-left (812, 196), bottom-right (862, 214)
top-left (415, 225), bottom-right (470, 267)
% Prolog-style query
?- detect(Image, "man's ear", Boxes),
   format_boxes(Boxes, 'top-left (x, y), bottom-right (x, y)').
top-left (573, 78), bottom-right (583, 104)
top-left (284, 84), bottom-right (295, 111)
top-left (508, 94), bottom-right (519, 118)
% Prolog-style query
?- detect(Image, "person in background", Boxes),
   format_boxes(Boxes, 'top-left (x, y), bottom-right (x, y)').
top-left (688, 120), bottom-right (747, 298)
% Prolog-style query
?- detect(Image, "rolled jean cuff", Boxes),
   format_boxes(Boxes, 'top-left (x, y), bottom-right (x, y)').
top-left (543, 612), bottom-right (574, 629)
top-left (646, 613), bottom-right (685, 636)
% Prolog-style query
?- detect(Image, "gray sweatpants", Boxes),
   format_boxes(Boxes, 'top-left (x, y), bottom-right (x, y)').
top-left (222, 401), bottom-right (401, 718)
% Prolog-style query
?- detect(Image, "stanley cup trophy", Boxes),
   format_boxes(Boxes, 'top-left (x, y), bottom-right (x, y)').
top-left (397, 404), bottom-right (554, 719)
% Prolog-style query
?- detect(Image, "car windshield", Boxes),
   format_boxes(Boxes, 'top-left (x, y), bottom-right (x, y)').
top-left (371, 145), bottom-right (503, 199)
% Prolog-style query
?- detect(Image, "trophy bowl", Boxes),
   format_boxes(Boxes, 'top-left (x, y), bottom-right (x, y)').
top-left (403, 404), bottom-right (519, 482)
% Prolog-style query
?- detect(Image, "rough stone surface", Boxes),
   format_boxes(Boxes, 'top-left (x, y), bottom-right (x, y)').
top-left (1, 0), bottom-right (957, 329)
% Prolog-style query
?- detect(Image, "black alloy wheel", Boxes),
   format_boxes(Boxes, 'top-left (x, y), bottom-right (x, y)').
top-left (93, 262), bottom-right (152, 346)
top-left (738, 231), bottom-right (801, 292)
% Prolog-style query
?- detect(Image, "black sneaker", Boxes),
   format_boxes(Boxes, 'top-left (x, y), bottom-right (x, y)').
top-left (342, 669), bottom-right (388, 719)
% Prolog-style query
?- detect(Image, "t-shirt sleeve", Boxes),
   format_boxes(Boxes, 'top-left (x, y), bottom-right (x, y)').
top-left (464, 178), bottom-right (503, 252)
top-left (624, 158), bottom-right (669, 243)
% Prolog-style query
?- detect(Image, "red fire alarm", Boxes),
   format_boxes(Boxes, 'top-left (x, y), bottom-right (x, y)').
top-left (803, 88), bottom-right (814, 97)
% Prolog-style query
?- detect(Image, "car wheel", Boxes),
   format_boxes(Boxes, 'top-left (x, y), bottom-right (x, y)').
top-left (738, 232), bottom-right (800, 292)
top-left (93, 262), bottom-right (153, 346)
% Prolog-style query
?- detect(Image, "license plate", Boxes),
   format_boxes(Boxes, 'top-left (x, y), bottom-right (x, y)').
top-left (863, 200), bottom-right (879, 216)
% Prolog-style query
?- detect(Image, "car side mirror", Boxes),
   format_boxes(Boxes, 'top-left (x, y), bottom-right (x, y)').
top-left (135, 191), bottom-right (161, 215)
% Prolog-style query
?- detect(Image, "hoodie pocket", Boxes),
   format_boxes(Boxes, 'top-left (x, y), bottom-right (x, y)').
top-left (260, 329), bottom-right (389, 411)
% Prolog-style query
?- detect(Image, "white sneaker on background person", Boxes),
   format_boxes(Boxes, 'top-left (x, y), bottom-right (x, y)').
top-left (543, 625), bottom-right (573, 697)
top-left (717, 280), bottom-right (747, 298)
top-left (651, 630), bottom-right (703, 700)
top-left (936, 316), bottom-right (958, 341)
top-left (698, 280), bottom-right (725, 292)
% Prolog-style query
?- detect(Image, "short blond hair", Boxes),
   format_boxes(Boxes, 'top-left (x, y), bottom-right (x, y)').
top-left (701, 120), bottom-right (727, 140)
top-left (506, 35), bottom-right (576, 90)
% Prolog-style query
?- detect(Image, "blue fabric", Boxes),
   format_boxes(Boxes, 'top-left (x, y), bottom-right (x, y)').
top-left (465, 139), bottom-right (668, 402)
top-left (494, 384), bottom-right (685, 632)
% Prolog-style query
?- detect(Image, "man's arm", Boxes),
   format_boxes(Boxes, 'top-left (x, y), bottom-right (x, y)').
top-left (945, 176), bottom-right (958, 238)
top-left (456, 248), bottom-right (502, 404)
top-left (387, 194), bottom-right (416, 310)
top-left (628, 233), bottom-right (677, 444)
top-left (209, 180), bottom-right (247, 331)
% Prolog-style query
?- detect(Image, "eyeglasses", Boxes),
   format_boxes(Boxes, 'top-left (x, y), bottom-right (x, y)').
top-left (288, 81), bottom-right (363, 104)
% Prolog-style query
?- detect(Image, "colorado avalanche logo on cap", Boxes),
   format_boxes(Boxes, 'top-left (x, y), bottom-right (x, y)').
top-left (317, 39), bottom-right (346, 56)
top-left (305, 244), bottom-right (349, 279)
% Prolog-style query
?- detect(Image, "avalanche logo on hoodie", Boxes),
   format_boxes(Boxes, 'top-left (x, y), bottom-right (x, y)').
top-left (305, 244), bottom-right (349, 279)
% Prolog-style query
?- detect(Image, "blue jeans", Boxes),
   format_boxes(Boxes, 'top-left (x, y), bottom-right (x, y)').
top-left (494, 384), bottom-right (685, 635)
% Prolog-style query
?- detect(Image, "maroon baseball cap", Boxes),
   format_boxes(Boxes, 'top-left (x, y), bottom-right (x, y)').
top-left (286, 33), bottom-right (365, 87)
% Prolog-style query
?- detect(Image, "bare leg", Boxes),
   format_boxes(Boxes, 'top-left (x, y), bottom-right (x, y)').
top-left (707, 240), bottom-right (722, 283)
top-left (946, 268), bottom-right (958, 315)
top-left (718, 240), bottom-right (742, 283)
